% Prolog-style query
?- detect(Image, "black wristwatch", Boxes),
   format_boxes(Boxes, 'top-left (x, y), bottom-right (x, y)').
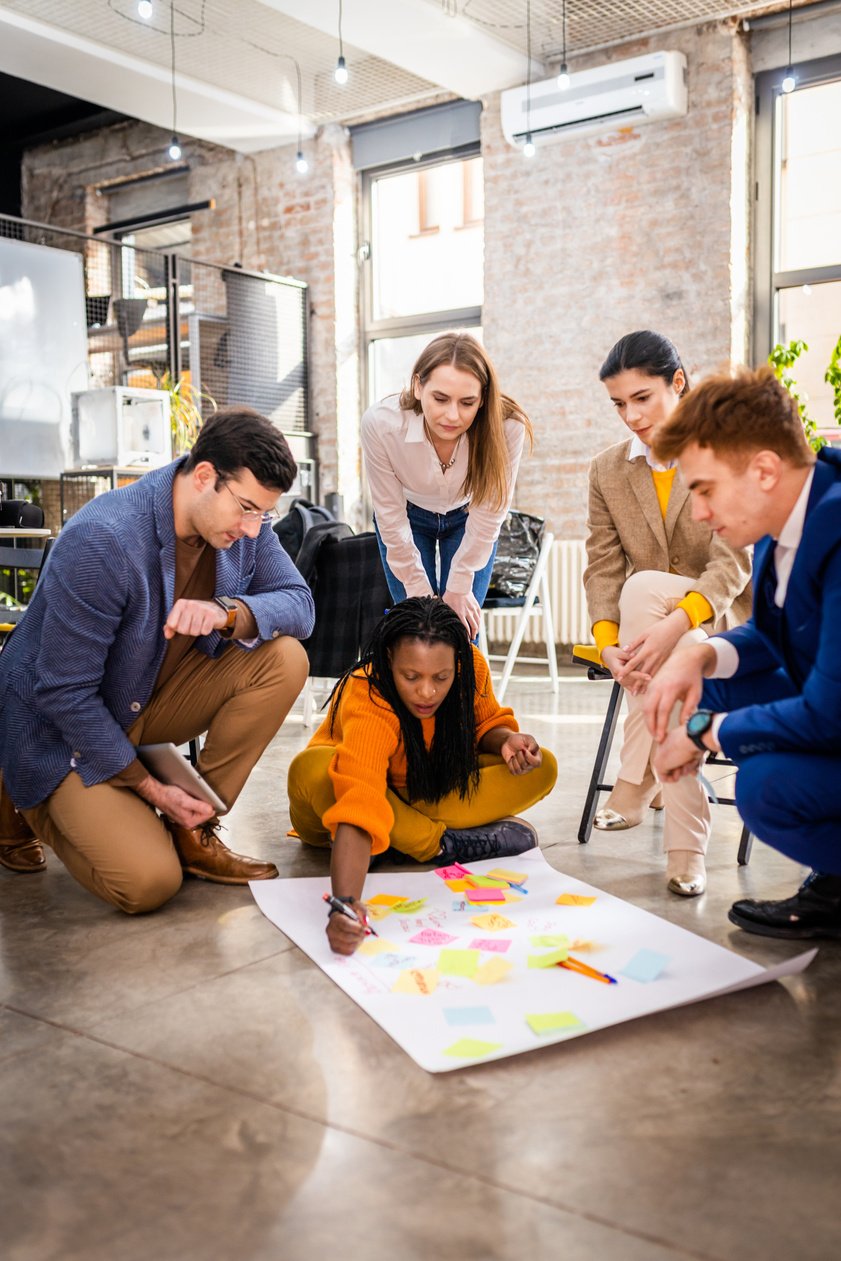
top-left (213, 596), bottom-right (239, 639)
top-left (686, 709), bottom-right (715, 752)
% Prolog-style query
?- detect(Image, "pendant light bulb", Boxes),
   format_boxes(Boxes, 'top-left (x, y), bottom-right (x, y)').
top-left (523, 134), bottom-right (536, 159)
top-left (138, 0), bottom-right (153, 18)
top-left (334, 55), bottom-right (348, 85)
top-left (781, 69), bottom-right (796, 93)
top-left (167, 136), bottom-right (182, 162)
top-left (557, 62), bottom-right (570, 90)
top-left (295, 149), bottom-right (309, 175)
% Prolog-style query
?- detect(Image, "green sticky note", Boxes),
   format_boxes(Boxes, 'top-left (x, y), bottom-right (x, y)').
top-left (527, 948), bottom-right (569, 968)
top-left (438, 948), bottom-right (481, 977)
top-left (529, 934), bottom-right (570, 949)
top-left (443, 1037), bottom-right (503, 1059)
top-left (526, 1011), bottom-right (586, 1036)
top-left (392, 898), bottom-right (427, 914)
top-left (469, 876), bottom-right (509, 888)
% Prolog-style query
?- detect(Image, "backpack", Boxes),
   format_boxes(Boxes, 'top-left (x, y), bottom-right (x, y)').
top-left (273, 498), bottom-right (336, 565)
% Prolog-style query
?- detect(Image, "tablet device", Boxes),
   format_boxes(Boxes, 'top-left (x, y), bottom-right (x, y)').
top-left (137, 743), bottom-right (228, 815)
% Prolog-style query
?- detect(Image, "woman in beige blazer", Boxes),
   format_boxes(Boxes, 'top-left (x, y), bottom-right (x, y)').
top-left (584, 331), bottom-right (752, 896)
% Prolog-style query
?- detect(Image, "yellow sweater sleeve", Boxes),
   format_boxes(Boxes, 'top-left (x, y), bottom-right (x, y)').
top-left (593, 619), bottom-right (620, 655)
top-left (677, 591), bottom-right (714, 628)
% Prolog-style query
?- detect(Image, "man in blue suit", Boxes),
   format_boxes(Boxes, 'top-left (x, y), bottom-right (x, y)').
top-left (644, 366), bottom-right (841, 939)
top-left (0, 407), bottom-right (314, 913)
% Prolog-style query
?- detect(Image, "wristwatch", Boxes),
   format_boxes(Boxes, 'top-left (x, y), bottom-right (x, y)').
top-left (213, 596), bottom-right (239, 639)
top-left (686, 709), bottom-right (715, 752)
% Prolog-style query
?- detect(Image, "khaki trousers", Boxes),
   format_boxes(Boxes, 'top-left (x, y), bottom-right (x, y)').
top-left (287, 746), bottom-right (559, 862)
top-left (616, 570), bottom-right (711, 856)
top-left (23, 637), bottom-right (308, 914)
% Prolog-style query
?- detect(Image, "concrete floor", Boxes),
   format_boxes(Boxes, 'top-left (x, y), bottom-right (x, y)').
top-left (2, 670), bottom-right (840, 1261)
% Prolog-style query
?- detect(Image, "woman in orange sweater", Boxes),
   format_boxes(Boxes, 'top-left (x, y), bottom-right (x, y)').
top-left (287, 597), bottom-right (557, 955)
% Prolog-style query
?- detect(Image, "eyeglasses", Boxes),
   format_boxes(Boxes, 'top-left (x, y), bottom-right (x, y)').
top-left (219, 478), bottom-right (279, 525)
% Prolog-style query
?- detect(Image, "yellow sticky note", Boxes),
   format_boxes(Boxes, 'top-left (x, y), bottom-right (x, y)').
top-left (474, 957), bottom-right (513, 985)
top-left (438, 948), bottom-right (481, 978)
top-left (526, 1011), bottom-right (586, 1036)
top-left (556, 893), bottom-right (597, 907)
top-left (366, 904), bottom-right (394, 921)
top-left (444, 878), bottom-right (471, 892)
top-left (443, 1037), bottom-right (502, 1059)
top-left (527, 948), bottom-right (568, 968)
top-left (367, 893), bottom-right (408, 907)
top-left (486, 869), bottom-right (528, 884)
top-left (392, 967), bottom-right (439, 996)
top-left (356, 937), bottom-right (398, 957)
top-left (470, 912), bottom-right (516, 932)
top-left (501, 892), bottom-right (523, 903)
top-left (530, 934), bottom-right (570, 949)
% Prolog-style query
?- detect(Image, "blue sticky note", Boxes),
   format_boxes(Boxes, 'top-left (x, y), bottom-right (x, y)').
top-left (452, 900), bottom-right (472, 911)
top-left (369, 953), bottom-right (419, 969)
top-left (621, 949), bottom-right (670, 983)
top-left (443, 1006), bottom-right (495, 1027)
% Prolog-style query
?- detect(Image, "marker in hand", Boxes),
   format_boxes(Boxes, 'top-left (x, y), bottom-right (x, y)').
top-left (322, 892), bottom-right (377, 936)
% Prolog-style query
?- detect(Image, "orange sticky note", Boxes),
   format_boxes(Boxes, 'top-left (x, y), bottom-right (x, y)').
top-left (444, 879), bottom-right (471, 892)
top-left (470, 912), bottom-right (515, 932)
top-left (556, 893), bottom-right (597, 907)
top-left (474, 957), bottom-right (513, 985)
top-left (368, 894), bottom-right (409, 907)
top-left (392, 967), bottom-right (439, 996)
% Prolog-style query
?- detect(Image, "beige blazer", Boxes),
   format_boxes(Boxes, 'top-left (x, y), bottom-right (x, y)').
top-left (584, 438), bottom-right (753, 631)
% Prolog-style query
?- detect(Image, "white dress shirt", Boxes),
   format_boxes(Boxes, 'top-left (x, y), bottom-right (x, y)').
top-left (361, 395), bottom-right (526, 596)
top-left (627, 433), bottom-right (677, 471)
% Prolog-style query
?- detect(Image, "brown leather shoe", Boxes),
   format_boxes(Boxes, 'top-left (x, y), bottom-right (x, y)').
top-left (0, 774), bottom-right (46, 873)
top-left (167, 819), bottom-right (278, 884)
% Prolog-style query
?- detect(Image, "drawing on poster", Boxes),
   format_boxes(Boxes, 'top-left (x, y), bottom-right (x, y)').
top-left (250, 848), bottom-right (816, 1072)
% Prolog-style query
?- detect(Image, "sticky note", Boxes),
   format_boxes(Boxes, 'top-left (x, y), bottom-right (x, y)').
top-left (501, 892), bottom-right (524, 903)
top-left (530, 934), bottom-right (570, 949)
top-left (365, 904), bottom-right (394, 921)
top-left (556, 893), bottom-right (597, 907)
top-left (369, 953), bottom-right (420, 969)
top-left (445, 878), bottom-right (471, 892)
top-left (442, 1038), bottom-right (502, 1059)
top-left (435, 864), bottom-right (469, 880)
top-left (528, 948), bottom-right (569, 968)
top-left (468, 875), bottom-right (509, 888)
top-left (486, 868), bottom-right (528, 884)
top-left (526, 1011), bottom-right (586, 1036)
top-left (367, 893), bottom-right (408, 907)
top-left (473, 957), bottom-right (513, 985)
top-left (451, 900), bottom-right (472, 912)
top-left (409, 928), bottom-right (457, 946)
top-left (465, 888), bottom-right (505, 903)
top-left (392, 898), bottom-right (427, 914)
top-left (443, 1006), bottom-right (495, 1027)
top-left (392, 967), bottom-right (439, 995)
top-left (470, 912), bottom-right (515, 932)
top-left (437, 948), bottom-right (481, 978)
top-left (356, 937), bottom-right (399, 957)
top-left (469, 937), bottom-right (511, 953)
top-left (621, 949), bottom-right (670, 983)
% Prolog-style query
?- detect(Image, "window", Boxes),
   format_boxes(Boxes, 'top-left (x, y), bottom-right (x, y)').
top-left (756, 56), bottom-right (841, 428)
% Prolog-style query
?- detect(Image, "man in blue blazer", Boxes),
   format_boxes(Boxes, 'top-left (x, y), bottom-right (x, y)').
top-left (643, 366), bottom-right (841, 939)
top-left (0, 407), bottom-right (315, 913)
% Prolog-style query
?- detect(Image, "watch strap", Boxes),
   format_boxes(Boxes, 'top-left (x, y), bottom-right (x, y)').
top-left (213, 596), bottom-right (238, 639)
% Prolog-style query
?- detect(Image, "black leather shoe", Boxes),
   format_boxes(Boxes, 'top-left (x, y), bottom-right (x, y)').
top-left (728, 872), bottom-right (841, 940)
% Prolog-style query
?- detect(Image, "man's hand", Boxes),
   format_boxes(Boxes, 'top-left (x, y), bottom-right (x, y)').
top-left (601, 645), bottom-right (651, 696)
top-left (652, 727), bottom-right (705, 783)
top-left (442, 589), bottom-right (481, 640)
top-left (500, 732), bottom-right (542, 775)
top-left (135, 774), bottom-right (214, 829)
top-left (616, 610), bottom-right (691, 688)
top-left (326, 901), bottom-right (368, 956)
top-left (164, 599), bottom-right (230, 641)
top-left (643, 643), bottom-right (716, 742)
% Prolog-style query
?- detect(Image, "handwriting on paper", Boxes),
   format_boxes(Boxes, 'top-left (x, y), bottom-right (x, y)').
top-left (392, 898), bottom-right (428, 914)
top-left (392, 967), bottom-right (439, 995)
top-left (468, 938), bottom-right (511, 953)
top-left (470, 912), bottom-right (515, 932)
top-left (408, 928), bottom-right (457, 946)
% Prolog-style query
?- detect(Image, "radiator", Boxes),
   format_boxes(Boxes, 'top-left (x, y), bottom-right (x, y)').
top-left (485, 538), bottom-right (590, 649)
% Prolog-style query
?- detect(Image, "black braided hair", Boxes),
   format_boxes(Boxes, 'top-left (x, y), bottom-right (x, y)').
top-left (328, 596), bottom-right (480, 803)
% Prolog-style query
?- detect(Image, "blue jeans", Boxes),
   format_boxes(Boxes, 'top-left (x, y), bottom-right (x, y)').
top-left (374, 502), bottom-right (498, 606)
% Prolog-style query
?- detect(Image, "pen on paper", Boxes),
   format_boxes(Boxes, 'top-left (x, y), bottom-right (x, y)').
top-left (558, 955), bottom-right (617, 985)
top-left (322, 892), bottom-right (377, 936)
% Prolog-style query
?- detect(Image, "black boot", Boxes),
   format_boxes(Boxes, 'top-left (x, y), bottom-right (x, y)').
top-left (728, 872), bottom-right (841, 940)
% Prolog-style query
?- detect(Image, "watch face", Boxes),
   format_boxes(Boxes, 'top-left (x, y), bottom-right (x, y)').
top-left (687, 711), bottom-right (712, 737)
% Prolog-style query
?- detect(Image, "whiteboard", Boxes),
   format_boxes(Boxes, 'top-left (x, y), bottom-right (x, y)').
top-left (0, 237), bottom-right (89, 478)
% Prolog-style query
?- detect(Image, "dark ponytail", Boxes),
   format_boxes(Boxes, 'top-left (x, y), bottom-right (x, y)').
top-left (599, 330), bottom-right (690, 396)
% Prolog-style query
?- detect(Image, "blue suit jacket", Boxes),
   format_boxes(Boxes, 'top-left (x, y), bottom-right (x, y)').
top-left (0, 460), bottom-right (315, 809)
top-left (716, 446), bottom-right (841, 760)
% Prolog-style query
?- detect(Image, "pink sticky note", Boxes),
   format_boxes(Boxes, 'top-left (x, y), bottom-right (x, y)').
top-left (466, 888), bottom-right (505, 903)
top-left (435, 864), bottom-right (469, 881)
top-left (469, 938), bottom-right (512, 953)
top-left (408, 928), bottom-right (458, 946)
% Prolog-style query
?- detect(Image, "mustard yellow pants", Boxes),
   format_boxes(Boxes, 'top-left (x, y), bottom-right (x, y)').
top-left (287, 746), bottom-right (558, 863)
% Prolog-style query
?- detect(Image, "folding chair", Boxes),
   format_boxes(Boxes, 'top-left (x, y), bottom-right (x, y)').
top-left (479, 531), bottom-right (558, 703)
top-left (572, 644), bottom-right (753, 864)
top-left (0, 536), bottom-right (54, 648)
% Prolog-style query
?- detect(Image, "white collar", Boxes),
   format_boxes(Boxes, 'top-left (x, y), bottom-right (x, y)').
top-left (627, 434), bottom-right (676, 472)
top-left (776, 466), bottom-right (815, 549)
top-left (405, 410), bottom-right (425, 444)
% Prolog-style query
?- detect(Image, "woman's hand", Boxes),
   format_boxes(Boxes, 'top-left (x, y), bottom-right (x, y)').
top-left (615, 610), bottom-right (691, 689)
top-left (325, 900), bottom-right (368, 956)
top-left (500, 732), bottom-right (542, 775)
top-left (600, 646), bottom-right (651, 697)
top-left (442, 589), bottom-right (481, 640)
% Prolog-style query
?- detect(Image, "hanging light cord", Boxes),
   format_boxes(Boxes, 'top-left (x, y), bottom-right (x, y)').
top-left (338, 0), bottom-right (344, 61)
top-left (788, 0), bottom-right (793, 68)
top-left (562, 0), bottom-right (567, 65)
top-left (170, 0), bottom-right (177, 137)
top-left (526, 0), bottom-right (532, 126)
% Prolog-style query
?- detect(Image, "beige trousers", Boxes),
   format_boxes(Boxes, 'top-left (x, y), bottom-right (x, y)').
top-left (23, 637), bottom-right (308, 913)
top-left (616, 570), bottom-right (711, 855)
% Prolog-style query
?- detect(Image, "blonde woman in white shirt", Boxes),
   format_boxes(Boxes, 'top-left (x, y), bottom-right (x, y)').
top-left (362, 332), bottom-right (532, 640)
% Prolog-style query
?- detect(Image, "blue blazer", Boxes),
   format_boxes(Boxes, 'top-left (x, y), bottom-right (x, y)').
top-left (0, 460), bottom-right (315, 809)
top-left (716, 446), bottom-right (841, 760)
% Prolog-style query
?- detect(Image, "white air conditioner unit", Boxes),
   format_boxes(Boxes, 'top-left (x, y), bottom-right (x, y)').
top-left (501, 51), bottom-right (687, 149)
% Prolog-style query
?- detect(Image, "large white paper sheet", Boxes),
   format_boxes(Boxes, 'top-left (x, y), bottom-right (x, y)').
top-left (251, 848), bottom-right (815, 1072)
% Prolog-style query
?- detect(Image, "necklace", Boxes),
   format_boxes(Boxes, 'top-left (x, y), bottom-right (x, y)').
top-left (425, 424), bottom-right (462, 474)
